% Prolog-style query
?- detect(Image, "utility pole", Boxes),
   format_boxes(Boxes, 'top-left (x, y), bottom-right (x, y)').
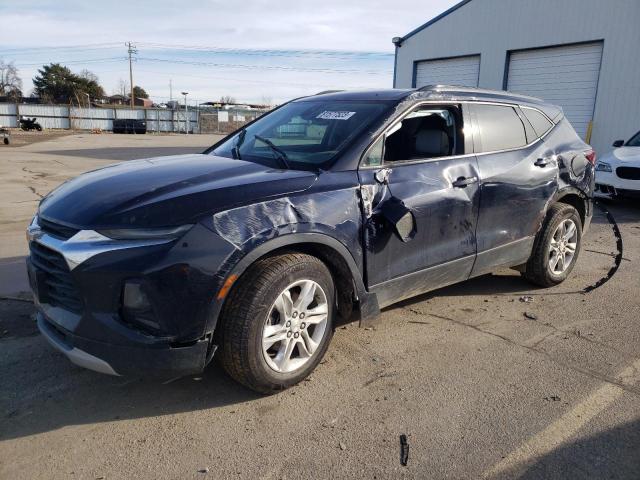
top-left (169, 79), bottom-right (173, 102)
top-left (126, 42), bottom-right (137, 108)
top-left (182, 92), bottom-right (189, 135)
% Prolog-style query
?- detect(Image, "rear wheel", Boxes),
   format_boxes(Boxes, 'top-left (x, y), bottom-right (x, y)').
top-left (522, 203), bottom-right (582, 287)
top-left (220, 253), bottom-right (334, 393)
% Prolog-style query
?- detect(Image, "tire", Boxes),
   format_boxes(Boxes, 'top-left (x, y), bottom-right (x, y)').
top-left (522, 203), bottom-right (582, 287)
top-left (219, 253), bottom-right (335, 393)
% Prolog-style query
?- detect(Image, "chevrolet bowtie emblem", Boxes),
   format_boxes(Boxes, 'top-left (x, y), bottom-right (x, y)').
top-left (26, 224), bottom-right (43, 242)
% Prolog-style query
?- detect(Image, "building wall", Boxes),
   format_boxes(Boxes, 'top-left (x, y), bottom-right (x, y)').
top-left (394, 0), bottom-right (640, 154)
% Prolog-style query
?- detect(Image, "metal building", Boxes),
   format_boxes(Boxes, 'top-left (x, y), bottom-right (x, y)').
top-left (392, 0), bottom-right (640, 155)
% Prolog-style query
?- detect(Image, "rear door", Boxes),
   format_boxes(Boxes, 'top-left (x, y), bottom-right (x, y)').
top-left (358, 103), bottom-right (480, 307)
top-left (469, 103), bottom-right (557, 276)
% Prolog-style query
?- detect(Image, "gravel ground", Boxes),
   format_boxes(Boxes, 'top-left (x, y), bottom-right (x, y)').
top-left (0, 134), bottom-right (639, 479)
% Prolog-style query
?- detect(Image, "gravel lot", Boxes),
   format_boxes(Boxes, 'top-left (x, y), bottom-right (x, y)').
top-left (1, 134), bottom-right (639, 479)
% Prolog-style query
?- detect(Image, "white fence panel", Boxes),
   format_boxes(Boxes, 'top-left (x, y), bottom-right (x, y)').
top-left (70, 107), bottom-right (115, 130)
top-left (19, 104), bottom-right (69, 129)
top-left (115, 109), bottom-right (146, 120)
top-left (0, 103), bottom-right (17, 127)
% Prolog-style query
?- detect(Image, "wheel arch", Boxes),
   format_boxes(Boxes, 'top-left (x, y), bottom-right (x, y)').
top-left (553, 188), bottom-right (589, 227)
top-left (208, 233), bottom-right (379, 336)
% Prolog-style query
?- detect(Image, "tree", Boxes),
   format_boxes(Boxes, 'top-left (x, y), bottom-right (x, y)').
top-left (0, 60), bottom-right (22, 98)
top-left (115, 78), bottom-right (129, 98)
top-left (219, 95), bottom-right (236, 104)
top-left (133, 85), bottom-right (149, 99)
top-left (33, 63), bottom-right (104, 103)
top-left (79, 69), bottom-right (99, 83)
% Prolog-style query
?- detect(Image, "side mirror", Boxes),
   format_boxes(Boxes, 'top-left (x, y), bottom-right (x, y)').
top-left (613, 140), bottom-right (624, 148)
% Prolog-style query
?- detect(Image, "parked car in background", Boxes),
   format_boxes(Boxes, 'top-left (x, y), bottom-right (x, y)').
top-left (595, 130), bottom-right (640, 198)
top-left (27, 86), bottom-right (595, 393)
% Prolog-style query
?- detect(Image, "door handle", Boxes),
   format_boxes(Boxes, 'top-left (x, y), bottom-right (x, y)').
top-left (452, 176), bottom-right (478, 188)
top-left (534, 157), bottom-right (551, 167)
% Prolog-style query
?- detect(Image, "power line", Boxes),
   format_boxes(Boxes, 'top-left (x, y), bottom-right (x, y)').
top-left (13, 57), bottom-right (126, 67)
top-left (0, 43), bottom-right (122, 54)
top-left (137, 42), bottom-right (394, 60)
top-left (137, 57), bottom-right (390, 75)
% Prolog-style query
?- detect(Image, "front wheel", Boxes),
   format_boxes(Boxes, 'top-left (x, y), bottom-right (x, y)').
top-left (522, 203), bottom-right (582, 287)
top-left (219, 253), bottom-right (334, 393)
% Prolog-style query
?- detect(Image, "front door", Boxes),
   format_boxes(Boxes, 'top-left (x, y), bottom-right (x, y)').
top-left (358, 104), bottom-right (480, 308)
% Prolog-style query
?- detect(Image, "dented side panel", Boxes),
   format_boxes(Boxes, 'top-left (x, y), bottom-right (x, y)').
top-left (210, 170), bottom-right (365, 276)
top-left (359, 157), bottom-right (480, 289)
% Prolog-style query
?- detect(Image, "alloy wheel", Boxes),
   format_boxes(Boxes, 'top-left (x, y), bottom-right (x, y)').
top-left (262, 279), bottom-right (329, 373)
top-left (548, 219), bottom-right (578, 275)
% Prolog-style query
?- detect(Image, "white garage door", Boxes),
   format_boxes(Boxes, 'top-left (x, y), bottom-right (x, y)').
top-left (507, 42), bottom-right (603, 139)
top-left (415, 55), bottom-right (480, 88)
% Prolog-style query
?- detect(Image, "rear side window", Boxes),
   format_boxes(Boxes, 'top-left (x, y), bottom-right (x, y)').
top-left (521, 107), bottom-right (554, 137)
top-left (473, 104), bottom-right (527, 152)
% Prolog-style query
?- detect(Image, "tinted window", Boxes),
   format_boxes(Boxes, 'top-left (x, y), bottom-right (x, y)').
top-left (522, 107), bottom-right (554, 137)
top-left (627, 131), bottom-right (640, 147)
top-left (383, 106), bottom-right (461, 163)
top-left (212, 100), bottom-right (391, 170)
top-left (474, 104), bottom-right (527, 152)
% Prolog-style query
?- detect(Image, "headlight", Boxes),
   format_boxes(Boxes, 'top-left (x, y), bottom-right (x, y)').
top-left (97, 224), bottom-right (193, 240)
top-left (595, 162), bottom-right (612, 172)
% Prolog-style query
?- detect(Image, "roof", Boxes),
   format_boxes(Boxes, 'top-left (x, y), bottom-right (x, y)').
top-left (297, 86), bottom-right (548, 107)
top-left (397, 0), bottom-right (474, 43)
top-left (295, 86), bottom-right (563, 120)
top-left (296, 89), bottom-right (415, 102)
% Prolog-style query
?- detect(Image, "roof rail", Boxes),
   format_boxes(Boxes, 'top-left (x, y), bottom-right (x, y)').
top-left (314, 90), bottom-right (345, 95)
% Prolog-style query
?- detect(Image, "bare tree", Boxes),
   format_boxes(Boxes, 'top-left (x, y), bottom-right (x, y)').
top-left (114, 78), bottom-right (129, 97)
top-left (0, 59), bottom-right (22, 97)
top-left (219, 95), bottom-right (236, 105)
top-left (79, 69), bottom-right (99, 83)
top-left (260, 95), bottom-right (273, 107)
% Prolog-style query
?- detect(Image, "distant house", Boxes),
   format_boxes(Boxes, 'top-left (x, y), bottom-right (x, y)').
top-left (107, 94), bottom-right (127, 105)
top-left (134, 97), bottom-right (153, 108)
top-left (106, 95), bottom-right (153, 108)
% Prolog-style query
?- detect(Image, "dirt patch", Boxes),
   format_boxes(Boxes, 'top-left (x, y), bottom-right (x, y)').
top-left (1, 130), bottom-right (75, 148)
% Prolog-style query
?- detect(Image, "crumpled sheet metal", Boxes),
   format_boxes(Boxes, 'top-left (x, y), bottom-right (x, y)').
top-left (212, 187), bottom-right (363, 258)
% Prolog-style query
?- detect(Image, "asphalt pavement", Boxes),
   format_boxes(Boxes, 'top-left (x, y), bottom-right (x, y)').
top-left (1, 133), bottom-right (638, 479)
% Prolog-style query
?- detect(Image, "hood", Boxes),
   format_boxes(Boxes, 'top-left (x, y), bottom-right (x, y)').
top-left (602, 146), bottom-right (640, 164)
top-left (39, 154), bottom-right (318, 228)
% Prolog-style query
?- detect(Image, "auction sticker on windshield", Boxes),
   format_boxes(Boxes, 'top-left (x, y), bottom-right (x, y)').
top-left (316, 111), bottom-right (356, 120)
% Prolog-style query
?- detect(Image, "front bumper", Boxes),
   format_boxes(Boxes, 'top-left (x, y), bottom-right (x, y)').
top-left (26, 218), bottom-right (237, 379)
top-left (594, 170), bottom-right (640, 198)
top-left (37, 311), bottom-right (212, 379)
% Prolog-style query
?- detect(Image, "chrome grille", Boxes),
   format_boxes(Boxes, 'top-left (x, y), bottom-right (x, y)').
top-left (29, 241), bottom-right (83, 313)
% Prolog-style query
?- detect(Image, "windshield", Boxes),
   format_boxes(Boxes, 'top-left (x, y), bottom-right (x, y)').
top-left (627, 131), bottom-right (640, 147)
top-left (210, 100), bottom-right (392, 170)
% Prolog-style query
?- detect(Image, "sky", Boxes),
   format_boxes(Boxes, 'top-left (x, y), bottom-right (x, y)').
top-left (0, 0), bottom-right (458, 105)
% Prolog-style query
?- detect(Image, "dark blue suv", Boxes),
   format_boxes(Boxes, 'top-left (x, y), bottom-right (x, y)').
top-left (27, 86), bottom-right (595, 392)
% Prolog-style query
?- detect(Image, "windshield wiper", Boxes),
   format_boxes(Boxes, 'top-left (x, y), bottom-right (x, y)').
top-left (233, 128), bottom-right (247, 160)
top-left (253, 134), bottom-right (291, 169)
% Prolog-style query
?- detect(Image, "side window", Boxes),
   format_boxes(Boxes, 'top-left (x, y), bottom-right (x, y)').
top-left (383, 106), bottom-right (461, 163)
top-left (521, 107), bottom-right (554, 138)
top-left (363, 137), bottom-right (384, 167)
top-left (474, 104), bottom-right (528, 152)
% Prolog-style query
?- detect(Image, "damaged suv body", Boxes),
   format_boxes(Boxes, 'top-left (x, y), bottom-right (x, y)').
top-left (27, 86), bottom-right (595, 392)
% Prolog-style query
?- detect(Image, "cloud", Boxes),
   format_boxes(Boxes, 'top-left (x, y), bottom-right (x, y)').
top-left (0, 0), bottom-right (457, 103)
